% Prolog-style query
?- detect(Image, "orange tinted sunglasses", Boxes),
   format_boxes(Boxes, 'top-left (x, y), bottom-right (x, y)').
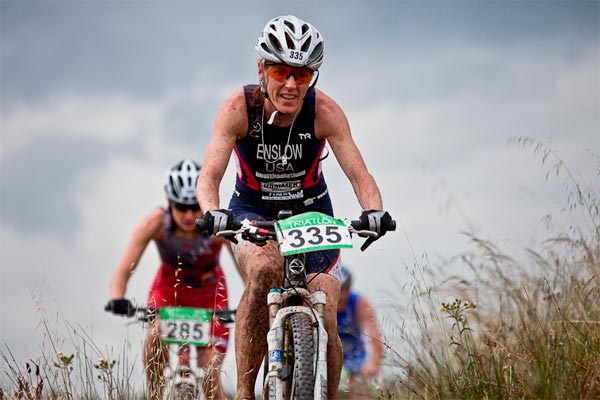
top-left (266, 64), bottom-right (314, 85)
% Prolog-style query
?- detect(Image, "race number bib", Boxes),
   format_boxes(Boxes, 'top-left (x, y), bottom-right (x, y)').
top-left (159, 307), bottom-right (211, 346)
top-left (275, 212), bottom-right (353, 256)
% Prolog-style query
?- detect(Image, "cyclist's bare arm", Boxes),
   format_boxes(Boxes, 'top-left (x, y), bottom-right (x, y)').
top-left (109, 209), bottom-right (163, 299)
top-left (197, 88), bottom-right (248, 213)
top-left (356, 295), bottom-right (383, 376)
top-left (314, 89), bottom-right (383, 211)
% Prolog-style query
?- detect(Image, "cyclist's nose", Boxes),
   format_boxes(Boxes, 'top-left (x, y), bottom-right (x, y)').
top-left (183, 209), bottom-right (198, 218)
top-left (284, 74), bottom-right (298, 87)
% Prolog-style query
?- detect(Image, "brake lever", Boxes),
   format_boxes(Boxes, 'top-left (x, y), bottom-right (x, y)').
top-left (242, 231), bottom-right (268, 246)
top-left (351, 229), bottom-right (379, 238)
top-left (216, 230), bottom-right (239, 244)
top-left (360, 236), bottom-right (377, 252)
top-left (346, 223), bottom-right (379, 252)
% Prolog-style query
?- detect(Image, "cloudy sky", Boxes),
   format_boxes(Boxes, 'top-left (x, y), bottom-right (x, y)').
top-left (1, 0), bottom-right (598, 394)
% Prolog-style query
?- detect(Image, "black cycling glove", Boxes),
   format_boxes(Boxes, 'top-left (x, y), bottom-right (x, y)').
top-left (359, 210), bottom-right (396, 236)
top-left (356, 210), bottom-right (395, 251)
top-left (359, 210), bottom-right (395, 237)
top-left (105, 299), bottom-right (135, 316)
top-left (203, 209), bottom-right (237, 234)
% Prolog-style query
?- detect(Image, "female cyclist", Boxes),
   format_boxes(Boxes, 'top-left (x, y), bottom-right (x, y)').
top-left (196, 15), bottom-right (394, 399)
top-left (106, 159), bottom-right (237, 400)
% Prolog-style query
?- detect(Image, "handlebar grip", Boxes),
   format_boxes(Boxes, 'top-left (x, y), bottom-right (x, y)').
top-left (350, 219), bottom-right (397, 232)
top-left (389, 220), bottom-right (397, 231)
top-left (350, 220), bottom-right (363, 230)
top-left (195, 218), bottom-right (211, 232)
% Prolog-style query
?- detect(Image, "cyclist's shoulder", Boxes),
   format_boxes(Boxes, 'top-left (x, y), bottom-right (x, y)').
top-left (314, 89), bottom-right (348, 136)
top-left (220, 86), bottom-right (247, 110)
top-left (133, 208), bottom-right (165, 241)
top-left (314, 88), bottom-right (341, 110)
top-left (216, 87), bottom-right (248, 135)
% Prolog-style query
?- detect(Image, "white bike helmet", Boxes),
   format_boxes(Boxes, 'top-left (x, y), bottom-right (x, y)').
top-left (163, 159), bottom-right (201, 205)
top-left (256, 15), bottom-right (324, 71)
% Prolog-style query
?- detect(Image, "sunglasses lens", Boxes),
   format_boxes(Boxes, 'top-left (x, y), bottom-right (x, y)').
top-left (267, 65), bottom-right (313, 85)
top-left (173, 203), bottom-right (200, 212)
top-left (295, 69), bottom-right (313, 85)
top-left (267, 65), bottom-right (288, 82)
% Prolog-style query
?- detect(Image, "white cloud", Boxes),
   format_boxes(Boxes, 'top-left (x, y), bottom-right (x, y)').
top-left (0, 94), bottom-right (166, 156)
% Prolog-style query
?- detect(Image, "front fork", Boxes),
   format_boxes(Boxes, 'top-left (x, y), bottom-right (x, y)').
top-left (264, 288), bottom-right (328, 399)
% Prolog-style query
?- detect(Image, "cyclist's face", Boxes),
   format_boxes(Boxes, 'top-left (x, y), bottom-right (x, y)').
top-left (259, 61), bottom-right (312, 115)
top-left (170, 202), bottom-right (202, 233)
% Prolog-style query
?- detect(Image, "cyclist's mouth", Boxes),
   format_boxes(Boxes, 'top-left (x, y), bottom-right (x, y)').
top-left (279, 93), bottom-right (297, 102)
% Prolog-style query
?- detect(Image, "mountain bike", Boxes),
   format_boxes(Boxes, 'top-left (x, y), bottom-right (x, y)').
top-left (106, 303), bottom-right (235, 400)
top-left (196, 210), bottom-right (394, 400)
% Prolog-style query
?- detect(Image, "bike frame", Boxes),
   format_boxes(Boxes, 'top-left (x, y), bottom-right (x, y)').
top-left (260, 233), bottom-right (331, 400)
top-left (162, 343), bottom-right (204, 399)
top-left (156, 307), bottom-right (236, 399)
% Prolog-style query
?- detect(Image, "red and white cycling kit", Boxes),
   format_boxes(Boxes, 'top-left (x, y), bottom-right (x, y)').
top-left (147, 207), bottom-right (230, 351)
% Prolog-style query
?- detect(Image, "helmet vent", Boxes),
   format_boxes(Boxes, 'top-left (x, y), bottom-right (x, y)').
top-left (311, 42), bottom-right (323, 62)
top-left (285, 33), bottom-right (295, 50)
top-left (268, 33), bottom-right (283, 52)
top-left (301, 37), bottom-right (311, 52)
top-left (284, 20), bottom-right (294, 31)
top-left (301, 24), bottom-right (309, 34)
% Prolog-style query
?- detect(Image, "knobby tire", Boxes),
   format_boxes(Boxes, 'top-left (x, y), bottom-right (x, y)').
top-left (284, 312), bottom-right (315, 399)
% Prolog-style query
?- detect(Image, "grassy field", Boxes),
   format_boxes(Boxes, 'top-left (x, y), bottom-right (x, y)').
top-left (368, 140), bottom-right (600, 400)
top-left (3, 140), bottom-right (598, 399)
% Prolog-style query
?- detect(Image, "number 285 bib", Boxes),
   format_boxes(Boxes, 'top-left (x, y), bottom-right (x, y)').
top-left (159, 307), bottom-right (211, 346)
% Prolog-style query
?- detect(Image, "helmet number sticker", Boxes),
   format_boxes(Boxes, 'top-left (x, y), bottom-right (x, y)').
top-left (285, 49), bottom-right (307, 62)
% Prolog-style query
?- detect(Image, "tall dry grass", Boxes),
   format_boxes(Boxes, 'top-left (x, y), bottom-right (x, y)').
top-left (378, 139), bottom-right (599, 399)
top-left (0, 297), bottom-right (141, 400)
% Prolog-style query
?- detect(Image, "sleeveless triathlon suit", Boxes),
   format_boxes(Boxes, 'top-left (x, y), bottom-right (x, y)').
top-left (147, 207), bottom-right (230, 351)
top-left (228, 84), bottom-right (342, 279)
top-left (337, 292), bottom-right (367, 372)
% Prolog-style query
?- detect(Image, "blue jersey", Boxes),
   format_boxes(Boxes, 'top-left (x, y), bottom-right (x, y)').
top-left (232, 85), bottom-right (329, 207)
top-left (337, 292), bottom-right (367, 372)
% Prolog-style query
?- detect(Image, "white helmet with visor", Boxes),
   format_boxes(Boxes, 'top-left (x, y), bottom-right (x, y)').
top-left (163, 159), bottom-right (201, 205)
top-left (256, 15), bottom-right (324, 71)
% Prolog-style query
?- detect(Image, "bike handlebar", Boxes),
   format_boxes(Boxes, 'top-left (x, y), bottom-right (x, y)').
top-left (195, 211), bottom-right (396, 251)
top-left (105, 302), bottom-right (237, 324)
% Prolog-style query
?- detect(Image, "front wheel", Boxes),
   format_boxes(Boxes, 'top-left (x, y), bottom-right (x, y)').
top-left (283, 312), bottom-right (315, 399)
